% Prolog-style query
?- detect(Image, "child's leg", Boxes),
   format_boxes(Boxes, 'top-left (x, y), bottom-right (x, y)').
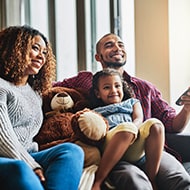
top-left (144, 121), bottom-right (165, 190)
top-left (92, 122), bottom-right (138, 190)
top-left (122, 118), bottom-right (165, 190)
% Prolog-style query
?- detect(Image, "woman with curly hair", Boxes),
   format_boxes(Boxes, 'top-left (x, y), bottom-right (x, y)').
top-left (0, 25), bottom-right (84, 190)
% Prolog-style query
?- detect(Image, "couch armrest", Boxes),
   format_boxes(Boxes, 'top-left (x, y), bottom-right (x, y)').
top-left (166, 133), bottom-right (190, 162)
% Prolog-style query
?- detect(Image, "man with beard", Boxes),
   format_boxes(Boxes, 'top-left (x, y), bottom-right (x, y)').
top-left (53, 33), bottom-right (190, 190)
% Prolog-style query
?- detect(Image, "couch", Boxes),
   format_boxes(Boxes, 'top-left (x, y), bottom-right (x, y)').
top-left (78, 132), bottom-right (190, 190)
top-left (166, 132), bottom-right (190, 174)
top-left (40, 86), bottom-right (190, 189)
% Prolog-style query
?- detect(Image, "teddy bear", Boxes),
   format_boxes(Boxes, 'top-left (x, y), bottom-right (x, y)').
top-left (34, 86), bottom-right (109, 167)
top-left (34, 86), bottom-right (87, 149)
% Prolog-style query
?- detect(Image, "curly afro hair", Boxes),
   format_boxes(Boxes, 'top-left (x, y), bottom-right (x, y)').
top-left (0, 25), bottom-right (56, 94)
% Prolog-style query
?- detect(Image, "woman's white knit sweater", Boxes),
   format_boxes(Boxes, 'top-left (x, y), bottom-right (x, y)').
top-left (0, 77), bottom-right (43, 169)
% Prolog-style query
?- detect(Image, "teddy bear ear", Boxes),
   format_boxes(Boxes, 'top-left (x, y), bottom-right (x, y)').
top-left (71, 109), bottom-right (109, 146)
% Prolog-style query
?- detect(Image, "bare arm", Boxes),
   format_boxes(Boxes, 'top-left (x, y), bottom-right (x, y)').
top-left (132, 101), bottom-right (144, 128)
top-left (173, 90), bottom-right (190, 132)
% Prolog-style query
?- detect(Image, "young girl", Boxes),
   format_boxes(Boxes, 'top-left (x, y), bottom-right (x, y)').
top-left (91, 68), bottom-right (165, 190)
top-left (0, 25), bottom-right (84, 190)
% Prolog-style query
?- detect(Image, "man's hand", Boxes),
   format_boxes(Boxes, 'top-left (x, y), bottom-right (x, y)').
top-left (176, 88), bottom-right (190, 107)
top-left (181, 89), bottom-right (190, 112)
top-left (173, 88), bottom-right (190, 132)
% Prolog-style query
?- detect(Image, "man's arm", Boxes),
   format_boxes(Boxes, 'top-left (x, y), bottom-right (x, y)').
top-left (173, 94), bottom-right (190, 132)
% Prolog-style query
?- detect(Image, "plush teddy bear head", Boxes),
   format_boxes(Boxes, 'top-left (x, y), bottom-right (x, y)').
top-left (45, 91), bottom-right (76, 118)
top-left (50, 91), bottom-right (74, 112)
top-left (42, 86), bottom-right (90, 115)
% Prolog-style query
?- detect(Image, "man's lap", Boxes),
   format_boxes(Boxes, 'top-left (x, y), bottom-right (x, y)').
top-left (104, 151), bottom-right (190, 190)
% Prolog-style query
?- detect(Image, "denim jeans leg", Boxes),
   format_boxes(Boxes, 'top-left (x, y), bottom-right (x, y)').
top-left (31, 143), bottom-right (84, 190)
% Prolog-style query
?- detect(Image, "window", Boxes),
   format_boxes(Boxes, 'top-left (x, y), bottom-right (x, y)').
top-left (0, 0), bottom-right (135, 81)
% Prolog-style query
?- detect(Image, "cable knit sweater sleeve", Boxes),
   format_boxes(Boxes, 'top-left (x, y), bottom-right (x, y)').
top-left (0, 78), bottom-right (43, 169)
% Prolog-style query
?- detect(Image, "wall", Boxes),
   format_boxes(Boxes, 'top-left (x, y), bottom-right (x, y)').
top-left (169, 0), bottom-right (190, 110)
top-left (134, 0), bottom-right (170, 102)
top-left (169, 0), bottom-right (190, 132)
top-left (134, 0), bottom-right (190, 132)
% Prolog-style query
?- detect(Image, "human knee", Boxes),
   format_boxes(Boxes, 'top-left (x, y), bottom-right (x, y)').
top-left (57, 143), bottom-right (84, 162)
top-left (66, 142), bottom-right (84, 157)
top-left (116, 122), bottom-right (138, 135)
top-left (116, 131), bottom-right (136, 140)
top-left (114, 122), bottom-right (138, 143)
top-left (150, 122), bottom-right (165, 138)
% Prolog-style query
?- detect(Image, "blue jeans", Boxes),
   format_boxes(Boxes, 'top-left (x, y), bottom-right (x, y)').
top-left (31, 143), bottom-right (84, 190)
top-left (0, 158), bottom-right (43, 190)
top-left (0, 143), bottom-right (84, 190)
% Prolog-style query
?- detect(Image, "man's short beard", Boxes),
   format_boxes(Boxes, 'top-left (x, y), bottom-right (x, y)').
top-left (103, 61), bottom-right (126, 69)
top-left (101, 55), bottom-right (126, 69)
